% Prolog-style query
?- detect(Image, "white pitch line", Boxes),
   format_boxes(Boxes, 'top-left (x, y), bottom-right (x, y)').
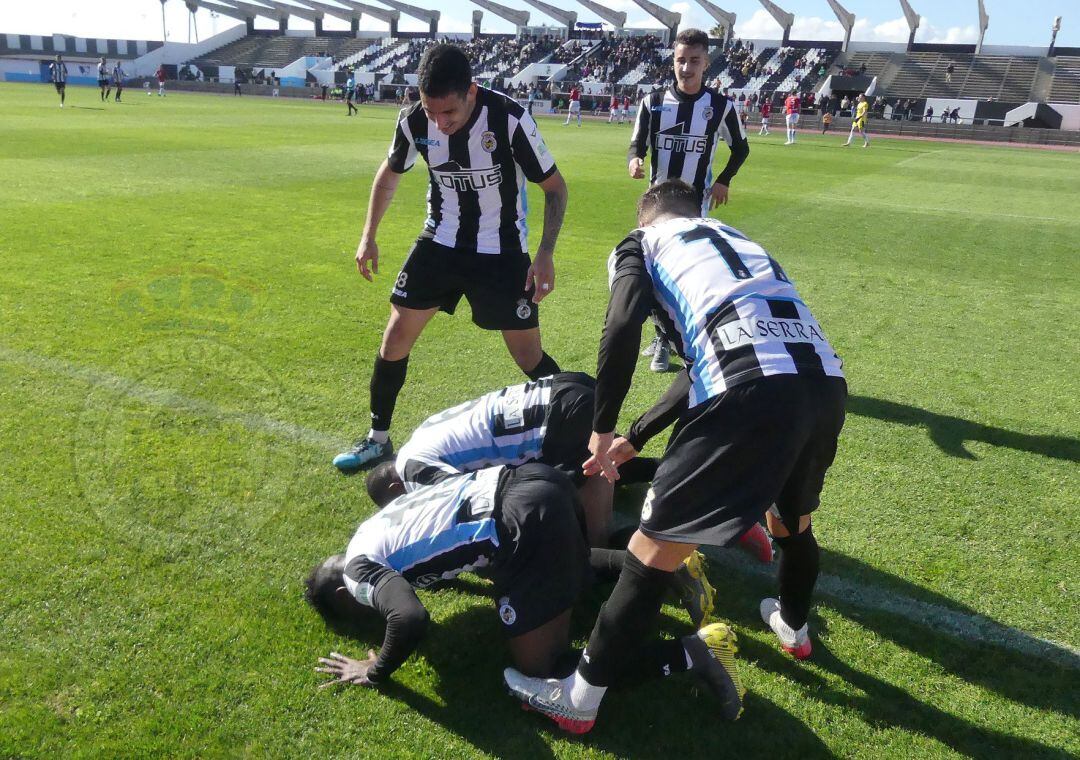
top-left (895, 149), bottom-right (946, 167)
top-left (5, 344), bottom-right (1079, 670)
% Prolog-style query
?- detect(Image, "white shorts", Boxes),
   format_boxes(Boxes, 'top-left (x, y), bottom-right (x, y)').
top-left (569, 101), bottom-right (581, 113)
top-left (620, 108), bottom-right (628, 116)
top-left (785, 113), bottom-right (799, 127)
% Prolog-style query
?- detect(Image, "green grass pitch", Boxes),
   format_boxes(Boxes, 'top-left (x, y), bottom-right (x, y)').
top-left (0, 82), bottom-right (1077, 758)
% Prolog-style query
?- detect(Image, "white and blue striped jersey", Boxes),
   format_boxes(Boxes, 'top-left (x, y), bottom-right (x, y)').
top-left (395, 377), bottom-right (553, 492)
top-left (607, 216), bottom-right (844, 410)
top-left (343, 466), bottom-right (505, 606)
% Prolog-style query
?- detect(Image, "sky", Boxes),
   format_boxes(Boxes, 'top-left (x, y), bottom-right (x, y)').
top-left (3, 1), bottom-right (1076, 48)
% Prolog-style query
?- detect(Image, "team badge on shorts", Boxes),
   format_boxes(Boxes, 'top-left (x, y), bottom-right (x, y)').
top-left (641, 488), bottom-right (655, 522)
top-left (702, 106), bottom-right (714, 121)
top-left (498, 596), bottom-right (517, 626)
top-left (480, 131), bottom-right (497, 153)
top-left (516, 298), bottom-right (532, 320)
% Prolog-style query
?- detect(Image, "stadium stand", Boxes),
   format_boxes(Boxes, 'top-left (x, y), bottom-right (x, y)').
top-left (847, 51), bottom-right (1040, 102)
top-left (1049, 56), bottom-right (1080, 104)
top-left (0, 33), bottom-right (160, 59)
top-left (192, 35), bottom-right (372, 67)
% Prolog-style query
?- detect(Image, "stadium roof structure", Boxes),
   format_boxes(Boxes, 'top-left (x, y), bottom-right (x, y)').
top-left (185, 0), bottom-right (252, 24)
top-left (898, 0), bottom-right (920, 50)
top-left (824, 0), bottom-right (854, 52)
top-left (690, 0), bottom-right (735, 41)
top-left (333, 0), bottom-right (401, 28)
top-left (574, 0), bottom-right (627, 33)
top-left (292, 0), bottom-right (365, 32)
top-left (755, 0), bottom-right (793, 45)
top-left (976, 0), bottom-right (989, 54)
top-left (627, 0), bottom-right (680, 43)
top-left (519, 0), bottom-right (577, 35)
top-left (468, 0), bottom-right (530, 31)
top-left (373, 0), bottom-right (440, 35)
top-left (263, 0), bottom-right (322, 23)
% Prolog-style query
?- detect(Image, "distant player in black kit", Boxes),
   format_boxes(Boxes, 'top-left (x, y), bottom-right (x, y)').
top-left (630, 29), bottom-right (749, 372)
top-left (49, 54), bottom-right (67, 108)
top-left (504, 180), bottom-right (847, 733)
top-left (97, 57), bottom-right (109, 102)
top-left (334, 44), bottom-right (568, 473)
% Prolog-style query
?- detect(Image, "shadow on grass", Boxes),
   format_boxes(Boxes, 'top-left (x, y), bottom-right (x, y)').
top-left (847, 395), bottom-right (1080, 461)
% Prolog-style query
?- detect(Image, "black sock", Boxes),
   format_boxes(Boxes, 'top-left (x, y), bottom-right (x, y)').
top-left (369, 354), bottom-right (409, 433)
top-left (606, 524), bottom-right (636, 550)
top-left (615, 638), bottom-right (689, 686)
top-left (774, 528), bottom-right (819, 630)
top-left (525, 351), bottom-right (560, 381)
top-left (577, 552), bottom-right (672, 687)
top-left (588, 548), bottom-right (625, 583)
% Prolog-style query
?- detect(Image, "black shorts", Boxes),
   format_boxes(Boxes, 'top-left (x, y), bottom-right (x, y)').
top-left (539, 372), bottom-right (595, 485)
top-left (641, 374), bottom-right (847, 547)
top-left (98, 78), bottom-right (109, 87)
top-left (490, 463), bottom-right (589, 637)
top-left (390, 234), bottom-right (538, 330)
top-left (54, 82), bottom-right (66, 93)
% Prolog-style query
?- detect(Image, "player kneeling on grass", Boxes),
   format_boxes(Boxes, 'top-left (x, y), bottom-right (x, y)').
top-left (502, 179), bottom-right (847, 733)
top-left (307, 462), bottom-right (717, 688)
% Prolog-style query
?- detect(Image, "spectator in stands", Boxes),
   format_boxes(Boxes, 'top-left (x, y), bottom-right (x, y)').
top-left (234, 78), bottom-right (242, 96)
top-left (840, 95), bottom-right (850, 115)
top-left (950, 107), bottom-right (960, 124)
top-left (945, 62), bottom-right (955, 83)
top-left (858, 62), bottom-right (867, 76)
top-left (924, 105), bottom-right (933, 122)
top-left (940, 107), bottom-right (949, 123)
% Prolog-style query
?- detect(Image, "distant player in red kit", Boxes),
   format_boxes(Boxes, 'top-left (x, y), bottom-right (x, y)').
top-left (609, 93), bottom-right (620, 124)
top-left (621, 94), bottom-right (631, 124)
top-left (759, 97), bottom-right (771, 136)
top-left (156, 65), bottom-right (166, 97)
top-left (784, 90), bottom-right (800, 144)
top-left (564, 84), bottom-right (582, 127)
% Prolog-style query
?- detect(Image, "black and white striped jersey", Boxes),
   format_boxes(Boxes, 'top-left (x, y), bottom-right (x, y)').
top-left (595, 216), bottom-right (844, 428)
top-left (386, 86), bottom-right (557, 255)
top-left (395, 376), bottom-right (553, 491)
top-left (630, 86), bottom-right (749, 205)
top-left (97, 62), bottom-right (108, 79)
top-left (342, 466), bottom-right (505, 605)
top-left (49, 61), bottom-right (67, 84)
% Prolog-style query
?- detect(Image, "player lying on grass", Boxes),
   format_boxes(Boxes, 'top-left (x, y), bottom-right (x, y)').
top-left (306, 462), bottom-right (716, 688)
top-left (340, 370), bottom-right (772, 558)
top-left (503, 179), bottom-right (847, 733)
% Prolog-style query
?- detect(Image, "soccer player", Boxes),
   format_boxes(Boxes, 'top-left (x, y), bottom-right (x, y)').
top-left (758, 96), bottom-right (771, 135)
top-left (156, 65), bottom-right (166, 97)
top-left (620, 94), bottom-right (631, 125)
top-left (97, 57), bottom-right (109, 102)
top-left (608, 93), bottom-right (619, 124)
top-left (783, 89), bottom-right (801, 144)
top-left (49, 55), bottom-right (67, 108)
top-left (628, 28), bottom-right (750, 373)
top-left (564, 84), bottom-right (582, 127)
top-left (307, 462), bottom-right (716, 687)
top-left (346, 72), bottom-right (358, 116)
top-left (844, 93), bottom-right (870, 148)
top-left (503, 179), bottom-right (847, 732)
top-left (111, 61), bottom-right (125, 102)
top-left (333, 45), bottom-right (567, 472)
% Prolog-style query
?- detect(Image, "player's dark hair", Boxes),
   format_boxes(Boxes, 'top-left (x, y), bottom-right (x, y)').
top-left (638, 179), bottom-right (701, 223)
top-left (418, 44), bottom-right (472, 99)
top-left (366, 461), bottom-right (403, 507)
top-left (675, 28), bottom-right (710, 52)
top-left (304, 554), bottom-right (346, 623)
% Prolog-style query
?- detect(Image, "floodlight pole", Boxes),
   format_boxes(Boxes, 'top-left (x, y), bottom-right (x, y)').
top-left (1049, 16), bottom-right (1061, 56)
top-left (161, 0), bottom-right (169, 42)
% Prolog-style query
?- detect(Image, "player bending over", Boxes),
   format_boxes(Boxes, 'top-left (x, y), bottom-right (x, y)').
top-left (503, 179), bottom-right (847, 733)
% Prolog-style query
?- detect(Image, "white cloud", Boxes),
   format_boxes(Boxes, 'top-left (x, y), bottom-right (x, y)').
top-left (920, 24), bottom-right (979, 44)
top-left (733, 9), bottom-right (785, 39)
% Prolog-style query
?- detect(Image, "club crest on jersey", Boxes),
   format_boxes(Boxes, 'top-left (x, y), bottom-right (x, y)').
top-left (516, 299), bottom-right (532, 320)
top-left (657, 123), bottom-right (708, 154)
top-left (498, 597), bottom-right (517, 626)
top-left (480, 130), bottom-right (497, 153)
top-left (702, 106), bottom-right (714, 121)
top-left (431, 161), bottom-right (503, 191)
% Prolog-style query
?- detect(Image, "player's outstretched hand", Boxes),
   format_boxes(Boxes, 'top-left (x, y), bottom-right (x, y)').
top-left (584, 431), bottom-right (620, 484)
top-left (316, 650), bottom-right (378, 689)
top-left (526, 250), bottom-right (555, 304)
top-left (356, 238), bottom-right (379, 281)
top-left (709, 182), bottom-right (730, 209)
top-left (628, 157), bottom-right (645, 180)
top-left (583, 435), bottom-right (638, 477)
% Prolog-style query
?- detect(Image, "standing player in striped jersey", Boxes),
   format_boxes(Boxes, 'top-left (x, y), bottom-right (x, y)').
top-left (783, 89), bottom-right (801, 145)
top-left (111, 61), bottom-right (125, 102)
top-left (629, 28), bottom-right (750, 373)
top-left (504, 180), bottom-right (847, 732)
top-left (49, 54), bottom-right (68, 108)
top-left (334, 45), bottom-right (568, 473)
top-left (97, 57), bottom-right (109, 102)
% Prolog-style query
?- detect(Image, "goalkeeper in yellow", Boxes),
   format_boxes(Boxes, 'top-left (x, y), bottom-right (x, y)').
top-left (844, 93), bottom-right (870, 148)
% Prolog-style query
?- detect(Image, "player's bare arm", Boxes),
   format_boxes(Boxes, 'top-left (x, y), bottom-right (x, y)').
top-left (356, 159), bottom-right (404, 281)
top-left (527, 170), bottom-right (567, 304)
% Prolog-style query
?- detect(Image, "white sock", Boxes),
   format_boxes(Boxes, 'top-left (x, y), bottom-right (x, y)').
top-left (367, 429), bottom-right (389, 444)
top-left (567, 669), bottom-right (607, 711)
